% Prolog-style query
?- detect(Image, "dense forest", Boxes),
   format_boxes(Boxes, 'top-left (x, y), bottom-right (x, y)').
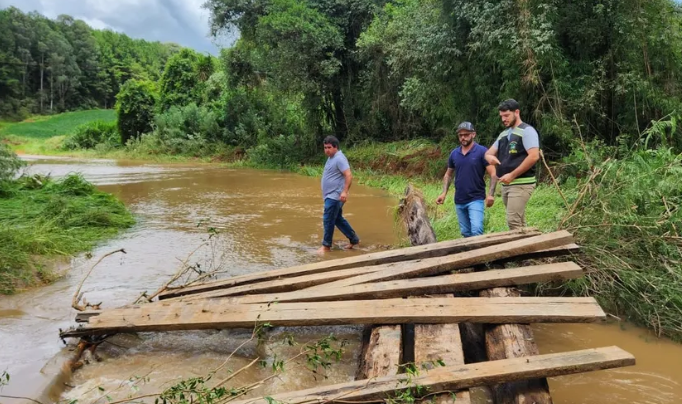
top-left (3, 1), bottom-right (682, 157)
top-left (201, 0), bottom-right (682, 155)
top-left (0, 7), bottom-right (181, 119)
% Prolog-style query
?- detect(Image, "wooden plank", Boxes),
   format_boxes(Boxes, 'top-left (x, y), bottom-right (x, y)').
top-left (230, 346), bottom-right (635, 404)
top-left (172, 265), bottom-right (386, 302)
top-left (202, 262), bottom-right (584, 304)
top-left (495, 243), bottom-right (579, 264)
top-left (481, 287), bottom-right (553, 404)
top-left (305, 231), bottom-right (574, 291)
top-left (157, 229), bottom-right (540, 300)
top-left (355, 325), bottom-right (402, 379)
top-left (60, 297), bottom-right (606, 338)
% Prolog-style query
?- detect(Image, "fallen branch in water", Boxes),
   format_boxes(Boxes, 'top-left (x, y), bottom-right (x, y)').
top-left (133, 241), bottom-right (211, 304)
top-left (0, 395), bottom-right (45, 404)
top-left (72, 248), bottom-right (126, 311)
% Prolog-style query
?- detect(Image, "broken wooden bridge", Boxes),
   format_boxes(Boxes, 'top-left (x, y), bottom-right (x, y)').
top-left (60, 223), bottom-right (635, 404)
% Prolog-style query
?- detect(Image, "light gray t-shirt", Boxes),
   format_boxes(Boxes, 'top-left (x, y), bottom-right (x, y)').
top-left (321, 150), bottom-right (350, 200)
top-left (492, 123), bottom-right (540, 151)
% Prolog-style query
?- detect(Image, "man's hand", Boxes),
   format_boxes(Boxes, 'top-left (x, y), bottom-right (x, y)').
top-left (499, 173), bottom-right (516, 185)
top-left (436, 193), bottom-right (447, 205)
top-left (485, 155), bottom-right (501, 165)
top-left (485, 195), bottom-right (495, 208)
top-left (340, 191), bottom-right (348, 203)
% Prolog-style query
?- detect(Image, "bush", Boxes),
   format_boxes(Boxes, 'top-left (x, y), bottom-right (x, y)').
top-left (116, 79), bottom-right (158, 144)
top-left (248, 134), bottom-right (313, 168)
top-left (125, 103), bottom-right (223, 156)
top-left (62, 120), bottom-right (121, 150)
top-left (0, 144), bottom-right (24, 180)
top-left (562, 144), bottom-right (682, 340)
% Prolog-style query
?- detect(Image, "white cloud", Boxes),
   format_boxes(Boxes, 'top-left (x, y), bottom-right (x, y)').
top-left (0, 0), bottom-right (227, 54)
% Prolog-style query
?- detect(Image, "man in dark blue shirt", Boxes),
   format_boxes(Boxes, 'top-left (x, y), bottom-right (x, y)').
top-left (436, 122), bottom-right (497, 237)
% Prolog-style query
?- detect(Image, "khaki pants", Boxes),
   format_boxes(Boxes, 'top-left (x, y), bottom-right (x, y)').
top-left (502, 184), bottom-right (535, 230)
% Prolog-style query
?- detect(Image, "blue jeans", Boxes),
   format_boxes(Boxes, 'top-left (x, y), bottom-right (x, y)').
top-left (455, 200), bottom-right (485, 238)
top-left (322, 198), bottom-right (360, 247)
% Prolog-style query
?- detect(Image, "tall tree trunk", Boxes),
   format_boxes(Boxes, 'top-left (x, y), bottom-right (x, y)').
top-left (50, 72), bottom-right (53, 112)
top-left (332, 89), bottom-right (347, 141)
top-left (40, 56), bottom-right (44, 113)
top-left (22, 61), bottom-right (27, 98)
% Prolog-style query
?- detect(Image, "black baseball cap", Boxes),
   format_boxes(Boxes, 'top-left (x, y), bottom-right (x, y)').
top-left (456, 121), bottom-right (475, 133)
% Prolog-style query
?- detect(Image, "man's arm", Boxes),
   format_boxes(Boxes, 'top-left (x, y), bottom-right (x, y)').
top-left (485, 165), bottom-right (497, 207)
top-left (485, 143), bottom-right (501, 165)
top-left (499, 148), bottom-right (539, 184)
top-left (436, 168), bottom-right (454, 205)
top-left (339, 168), bottom-right (352, 202)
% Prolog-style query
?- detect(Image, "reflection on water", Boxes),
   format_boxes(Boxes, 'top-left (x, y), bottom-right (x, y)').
top-left (1, 156), bottom-right (681, 403)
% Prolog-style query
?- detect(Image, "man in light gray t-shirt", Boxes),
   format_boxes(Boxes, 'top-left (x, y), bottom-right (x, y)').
top-left (318, 135), bottom-right (360, 253)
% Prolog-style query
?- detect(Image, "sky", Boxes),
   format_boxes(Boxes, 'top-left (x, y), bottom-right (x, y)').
top-left (0, 0), bottom-right (237, 54)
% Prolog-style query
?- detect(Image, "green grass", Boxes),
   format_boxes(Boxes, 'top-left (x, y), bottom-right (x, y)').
top-left (0, 109), bottom-right (116, 139)
top-left (0, 174), bottom-right (135, 294)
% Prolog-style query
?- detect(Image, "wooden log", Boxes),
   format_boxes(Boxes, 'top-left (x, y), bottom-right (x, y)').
top-left (415, 322), bottom-right (470, 404)
top-left (399, 184), bottom-right (469, 404)
top-left (60, 296), bottom-right (606, 338)
top-left (158, 229), bottom-right (540, 300)
top-left (398, 184), bottom-right (438, 246)
top-left (230, 346), bottom-right (635, 404)
top-left (355, 325), bottom-right (402, 379)
top-left (481, 287), bottom-right (554, 404)
top-left (306, 231), bottom-right (574, 291)
top-left (355, 184), bottom-right (436, 381)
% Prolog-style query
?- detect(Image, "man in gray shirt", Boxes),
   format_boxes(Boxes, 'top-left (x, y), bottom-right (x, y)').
top-left (485, 99), bottom-right (540, 230)
top-left (318, 135), bottom-right (360, 253)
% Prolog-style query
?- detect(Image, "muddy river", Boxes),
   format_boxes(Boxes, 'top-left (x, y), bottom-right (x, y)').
top-left (0, 156), bottom-right (680, 404)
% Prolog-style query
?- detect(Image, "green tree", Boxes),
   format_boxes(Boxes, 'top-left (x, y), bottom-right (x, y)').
top-left (205, 0), bottom-right (381, 141)
top-left (159, 48), bottom-right (206, 111)
top-left (115, 79), bottom-right (158, 144)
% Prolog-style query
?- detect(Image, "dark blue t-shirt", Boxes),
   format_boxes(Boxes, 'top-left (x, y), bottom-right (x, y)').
top-left (448, 143), bottom-right (489, 205)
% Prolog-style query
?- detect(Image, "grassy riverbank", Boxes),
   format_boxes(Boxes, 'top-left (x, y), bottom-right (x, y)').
top-left (0, 174), bottom-right (135, 294)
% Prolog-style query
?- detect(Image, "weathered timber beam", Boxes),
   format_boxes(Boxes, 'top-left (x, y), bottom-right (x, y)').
top-left (229, 346), bottom-right (634, 404)
top-left (60, 296), bottom-right (605, 338)
top-left (170, 265), bottom-right (386, 302)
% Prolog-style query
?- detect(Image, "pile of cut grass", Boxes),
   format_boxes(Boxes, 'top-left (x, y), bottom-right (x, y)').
top-left (0, 173), bottom-right (134, 294)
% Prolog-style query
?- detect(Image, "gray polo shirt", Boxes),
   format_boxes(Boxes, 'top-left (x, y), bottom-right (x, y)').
top-left (321, 150), bottom-right (350, 200)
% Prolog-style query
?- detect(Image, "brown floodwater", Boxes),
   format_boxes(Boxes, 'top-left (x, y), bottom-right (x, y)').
top-left (0, 156), bottom-right (680, 404)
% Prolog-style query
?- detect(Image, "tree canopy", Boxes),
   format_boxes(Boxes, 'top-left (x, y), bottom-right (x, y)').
top-left (0, 7), bottom-right (181, 119)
